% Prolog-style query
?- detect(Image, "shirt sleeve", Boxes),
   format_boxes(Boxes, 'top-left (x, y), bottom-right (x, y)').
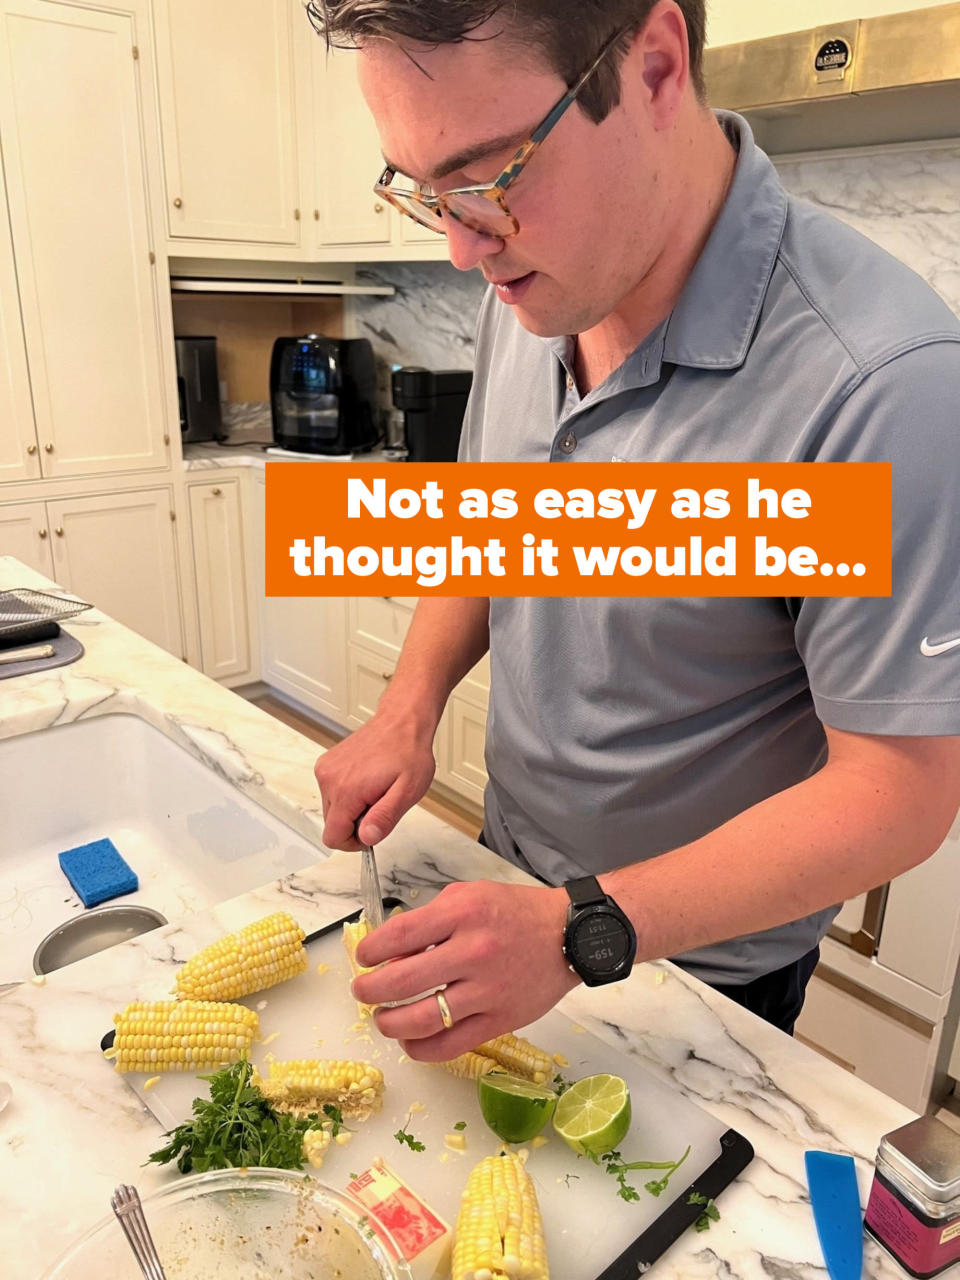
top-left (795, 337), bottom-right (960, 735)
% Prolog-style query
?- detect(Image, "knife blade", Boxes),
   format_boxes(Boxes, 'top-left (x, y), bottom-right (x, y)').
top-left (360, 842), bottom-right (385, 930)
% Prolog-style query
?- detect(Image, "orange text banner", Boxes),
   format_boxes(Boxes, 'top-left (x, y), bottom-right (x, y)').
top-left (265, 462), bottom-right (891, 598)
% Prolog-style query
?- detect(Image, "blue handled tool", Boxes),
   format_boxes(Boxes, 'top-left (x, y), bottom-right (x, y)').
top-left (805, 1150), bottom-right (864, 1280)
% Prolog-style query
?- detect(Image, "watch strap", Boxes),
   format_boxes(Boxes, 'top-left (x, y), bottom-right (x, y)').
top-left (564, 875), bottom-right (607, 909)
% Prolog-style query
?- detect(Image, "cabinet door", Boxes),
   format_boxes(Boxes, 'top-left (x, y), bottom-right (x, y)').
top-left (154, 0), bottom-right (300, 244)
top-left (262, 595), bottom-right (349, 723)
top-left (46, 489), bottom-right (182, 655)
top-left (346, 642), bottom-right (395, 727)
top-left (0, 0), bottom-right (169, 479)
top-left (441, 696), bottom-right (489, 808)
top-left (310, 43), bottom-right (392, 247)
top-left (0, 152), bottom-right (38, 484)
top-left (188, 480), bottom-right (250, 681)
top-left (348, 596), bottom-right (415, 663)
top-left (0, 501), bottom-right (53, 576)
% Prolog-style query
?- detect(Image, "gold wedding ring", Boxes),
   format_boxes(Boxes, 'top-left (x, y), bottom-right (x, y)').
top-left (436, 990), bottom-right (454, 1030)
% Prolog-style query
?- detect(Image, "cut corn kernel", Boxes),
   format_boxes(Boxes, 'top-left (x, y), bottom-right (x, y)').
top-left (452, 1151), bottom-right (549, 1280)
top-left (173, 911), bottom-right (307, 1002)
top-left (253, 1058), bottom-right (384, 1121)
top-left (445, 1132), bottom-right (468, 1151)
top-left (551, 1053), bottom-right (568, 1068)
top-left (111, 1000), bottom-right (259, 1073)
top-left (302, 1126), bottom-right (332, 1169)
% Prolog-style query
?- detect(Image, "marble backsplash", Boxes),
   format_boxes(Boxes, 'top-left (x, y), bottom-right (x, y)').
top-left (346, 138), bottom-right (960, 374)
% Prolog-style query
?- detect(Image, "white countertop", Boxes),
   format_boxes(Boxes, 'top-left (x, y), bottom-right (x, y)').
top-left (0, 556), bottom-right (914, 1279)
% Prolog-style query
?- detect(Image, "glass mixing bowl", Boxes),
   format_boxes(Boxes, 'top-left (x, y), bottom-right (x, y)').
top-left (42, 1168), bottom-right (413, 1280)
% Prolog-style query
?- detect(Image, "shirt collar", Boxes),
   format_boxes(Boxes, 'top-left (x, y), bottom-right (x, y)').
top-left (548, 111), bottom-right (788, 390)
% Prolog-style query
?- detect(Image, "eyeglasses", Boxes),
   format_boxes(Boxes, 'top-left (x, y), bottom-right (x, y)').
top-left (373, 26), bottom-right (627, 239)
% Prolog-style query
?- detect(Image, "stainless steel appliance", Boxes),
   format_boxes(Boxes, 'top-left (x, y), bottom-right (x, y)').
top-left (391, 366), bottom-right (472, 462)
top-left (270, 334), bottom-right (379, 456)
top-left (174, 336), bottom-right (224, 443)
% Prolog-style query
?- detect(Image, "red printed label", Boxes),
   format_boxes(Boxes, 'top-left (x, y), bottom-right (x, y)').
top-left (866, 1177), bottom-right (960, 1276)
top-left (368, 1187), bottom-right (446, 1259)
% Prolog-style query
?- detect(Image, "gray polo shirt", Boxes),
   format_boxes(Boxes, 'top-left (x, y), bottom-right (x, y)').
top-left (459, 112), bottom-right (960, 986)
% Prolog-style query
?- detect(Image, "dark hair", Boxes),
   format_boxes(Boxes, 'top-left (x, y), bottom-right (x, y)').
top-left (304, 0), bottom-right (708, 119)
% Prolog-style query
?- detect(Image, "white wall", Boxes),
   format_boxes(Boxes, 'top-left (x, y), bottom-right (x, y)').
top-left (707, 0), bottom-right (949, 48)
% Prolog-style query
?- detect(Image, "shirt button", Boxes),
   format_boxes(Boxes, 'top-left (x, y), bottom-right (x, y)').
top-left (565, 373), bottom-right (575, 391)
top-left (558, 432), bottom-right (577, 454)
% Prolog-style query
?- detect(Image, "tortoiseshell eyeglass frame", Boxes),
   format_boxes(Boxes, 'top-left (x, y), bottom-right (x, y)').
top-left (372, 25), bottom-right (629, 238)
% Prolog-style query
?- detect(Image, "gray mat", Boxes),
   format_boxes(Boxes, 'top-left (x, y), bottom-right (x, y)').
top-left (0, 629), bottom-right (84, 680)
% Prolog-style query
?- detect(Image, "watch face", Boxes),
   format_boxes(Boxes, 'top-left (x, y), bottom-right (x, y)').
top-left (568, 909), bottom-right (632, 975)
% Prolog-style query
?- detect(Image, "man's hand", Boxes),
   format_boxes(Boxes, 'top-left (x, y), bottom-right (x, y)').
top-left (351, 880), bottom-right (580, 1061)
top-left (314, 708), bottom-right (436, 850)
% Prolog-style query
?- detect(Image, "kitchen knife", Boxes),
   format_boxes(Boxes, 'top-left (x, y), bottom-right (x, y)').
top-left (805, 1150), bottom-right (864, 1280)
top-left (360, 841), bottom-right (385, 930)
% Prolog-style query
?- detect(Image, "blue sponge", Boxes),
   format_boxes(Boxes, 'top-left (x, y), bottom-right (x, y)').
top-left (58, 838), bottom-right (138, 908)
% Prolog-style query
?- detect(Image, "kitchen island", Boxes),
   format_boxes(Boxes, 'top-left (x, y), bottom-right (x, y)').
top-left (0, 556), bottom-right (914, 1279)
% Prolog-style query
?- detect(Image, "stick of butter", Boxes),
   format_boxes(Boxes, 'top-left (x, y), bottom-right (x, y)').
top-left (346, 1158), bottom-right (451, 1280)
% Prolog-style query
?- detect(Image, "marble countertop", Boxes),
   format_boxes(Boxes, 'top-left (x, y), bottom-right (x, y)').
top-left (0, 557), bottom-right (915, 1279)
top-left (182, 439), bottom-right (402, 471)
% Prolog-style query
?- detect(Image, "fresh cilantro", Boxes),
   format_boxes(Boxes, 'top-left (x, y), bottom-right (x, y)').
top-left (453, 1120), bottom-right (467, 1131)
top-left (590, 1144), bottom-right (692, 1203)
top-left (553, 1073), bottom-right (573, 1096)
top-left (394, 1112), bottom-right (426, 1152)
top-left (146, 1059), bottom-right (335, 1175)
top-left (688, 1191), bottom-right (720, 1231)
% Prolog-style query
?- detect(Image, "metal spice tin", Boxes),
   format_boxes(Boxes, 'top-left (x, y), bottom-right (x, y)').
top-left (864, 1115), bottom-right (960, 1278)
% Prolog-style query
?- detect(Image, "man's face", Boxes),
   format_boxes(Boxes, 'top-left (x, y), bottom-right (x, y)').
top-left (358, 27), bottom-right (669, 338)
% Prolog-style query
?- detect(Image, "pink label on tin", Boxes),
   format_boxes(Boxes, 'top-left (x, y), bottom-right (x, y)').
top-left (865, 1177), bottom-right (960, 1276)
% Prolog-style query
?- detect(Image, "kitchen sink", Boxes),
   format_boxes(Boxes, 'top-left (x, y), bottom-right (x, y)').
top-left (0, 713), bottom-right (324, 983)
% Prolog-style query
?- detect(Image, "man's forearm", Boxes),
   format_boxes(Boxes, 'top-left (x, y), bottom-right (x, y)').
top-left (377, 596), bottom-right (490, 735)
top-left (600, 731), bottom-right (960, 965)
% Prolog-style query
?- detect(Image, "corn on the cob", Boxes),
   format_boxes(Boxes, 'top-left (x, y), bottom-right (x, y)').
top-left (453, 1151), bottom-right (549, 1280)
top-left (173, 911), bottom-right (307, 1002)
top-left (111, 1000), bottom-right (259, 1073)
top-left (343, 917), bottom-right (376, 1017)
top-left (441, 1034), bottom-right (553, 1085)
top-left (253, 1057), bottom-right (385, 1121)
top-left (441, 1050), bottom-right (499, 1080)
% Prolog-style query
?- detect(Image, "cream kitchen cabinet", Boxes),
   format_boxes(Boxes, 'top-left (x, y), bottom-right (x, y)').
top-left (262, 594), bottom-right (350, 724)
top-left (0, 0), bottom-right (170, 481)
top-left (153, 0), bottom-right (301, 246)
top-left (187, 478), bottom-right (251, 682)
top-left (0, 150), bottom-right (37, 486)
top-left (433, 653), bottom-right (490, 808)
top-left (308, 42), bottom-right (392, 249)
top-left (0, 502), bottom-right (54, 576)
top-left (0, 489), bottom-right (182, 653)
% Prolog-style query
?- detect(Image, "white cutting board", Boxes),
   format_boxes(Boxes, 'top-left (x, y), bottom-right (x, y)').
top-left (106, 916), bottom-right (750, 1279)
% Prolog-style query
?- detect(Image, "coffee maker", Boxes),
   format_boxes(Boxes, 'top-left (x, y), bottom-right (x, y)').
top-left (391, 367), bottom-right (473, 462)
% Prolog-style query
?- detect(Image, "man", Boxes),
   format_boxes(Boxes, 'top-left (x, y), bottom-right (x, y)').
top-left (308, 0), bottom-right (960, 1061)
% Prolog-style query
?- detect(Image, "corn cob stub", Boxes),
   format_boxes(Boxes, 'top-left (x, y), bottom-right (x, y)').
top-left (111, 1000), bottom-right (259, 1073)
top-left (343, 917), bottom-right (376, 1017)
top-left (253, 1057), bottom-right (385, 1122)
top-left (453, 1151), bottom-right (549, 1280)
top-left (173, 911), bottom-right (307, 1002)
top-left (441, 1034), bottom-right (553, 1085)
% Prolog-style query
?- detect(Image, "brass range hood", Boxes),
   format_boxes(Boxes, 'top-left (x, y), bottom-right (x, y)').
top-left (704, 1), bottom-right (960, 155)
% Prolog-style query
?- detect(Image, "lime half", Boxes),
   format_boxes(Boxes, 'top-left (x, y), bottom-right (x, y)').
top-left (552, 1073), bottom-right (632, 1155)
top-left (478, 1072), bottom-right (559, 1143)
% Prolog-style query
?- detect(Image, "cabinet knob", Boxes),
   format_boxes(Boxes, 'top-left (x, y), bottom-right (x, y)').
top-left (294, 207), bottom-right (301, 221)
top-left (212, 486), bottom-right (222, 496)
top-left (382, 671), bottom-right (394, 681)
top-left (38, 528), bottom-right (48, 539)
top-left (55, 527), bottom-right (64, 537)
top-left (173, 197), bottom-right (182, 208)
top-left (374, 201), bottom-right (384, 213)
top-left (313, 209), bottom-right (319, 220)
top-left (26, 443), bottom-right (37, 455)
top-left (44, 442), bottom-right (54, 453)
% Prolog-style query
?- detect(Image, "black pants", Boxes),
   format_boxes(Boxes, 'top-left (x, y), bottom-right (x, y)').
top-left (476, 829), bottom-right (820, 1037)
top-left (708, 944), bottom-right (821, 1037)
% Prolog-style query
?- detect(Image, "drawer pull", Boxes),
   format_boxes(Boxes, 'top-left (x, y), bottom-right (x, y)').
top-left (212, 487), bottom-right (222, 496)
top-left (381, 671), bottom-right (394, 681)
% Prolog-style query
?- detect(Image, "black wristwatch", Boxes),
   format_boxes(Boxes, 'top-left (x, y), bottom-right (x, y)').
top-left (562, 875), bottom-right (637, 987)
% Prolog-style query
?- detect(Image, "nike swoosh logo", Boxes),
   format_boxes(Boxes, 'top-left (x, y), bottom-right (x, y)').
top-left (920, 635), bottom-right (960, 656)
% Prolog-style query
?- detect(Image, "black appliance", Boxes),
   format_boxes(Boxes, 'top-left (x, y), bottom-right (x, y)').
top-left (391, 367), bottom-right (473, 462)
top-left (175, 336), bottom-right (225, 442)
top-left (270, 334), bottom-right (379, 455)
